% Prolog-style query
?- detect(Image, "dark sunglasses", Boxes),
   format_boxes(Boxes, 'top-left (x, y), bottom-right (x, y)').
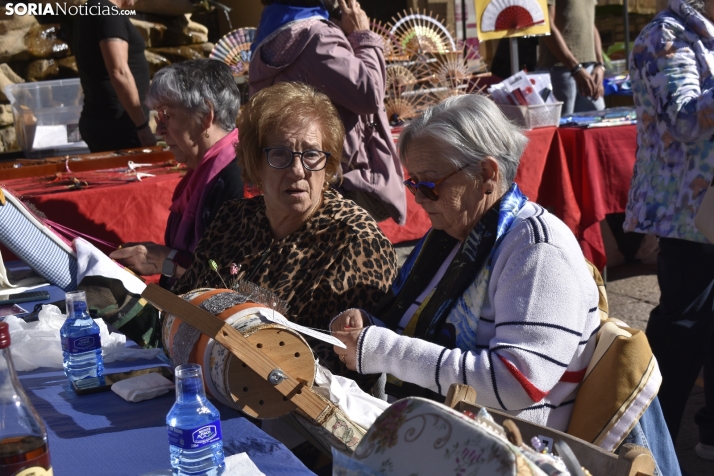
top-left (403, 164), bottom-right (470, 201)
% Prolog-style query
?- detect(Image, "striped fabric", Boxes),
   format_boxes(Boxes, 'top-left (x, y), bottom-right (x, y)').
top-left (0, 188), bottom-right (77, 291)
top-left (359, 202), bottom-right (601, 431)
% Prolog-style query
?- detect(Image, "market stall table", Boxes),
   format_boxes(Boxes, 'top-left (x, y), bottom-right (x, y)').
top-left (2, 125), bottom-right (637, 270)
top-left (18, 351), bottom-right (315, 475)
top-left (0, 147), bottom-right (183, 260)
top-left (558, 124), bottom-right (637, 270)
top-left (2, 268), bottom-right (314, 475)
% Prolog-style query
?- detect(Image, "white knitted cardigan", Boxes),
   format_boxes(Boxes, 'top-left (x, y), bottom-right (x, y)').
top-left (356, 202), bottom-right (601, 431)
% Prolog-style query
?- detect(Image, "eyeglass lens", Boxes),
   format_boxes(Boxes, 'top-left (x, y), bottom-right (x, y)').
top-left (405, 182), bottom-right (438, 200)
top-left (155, 110), bottom-right (169, 127)
top-left (266, 148), bottom-right (327, 171)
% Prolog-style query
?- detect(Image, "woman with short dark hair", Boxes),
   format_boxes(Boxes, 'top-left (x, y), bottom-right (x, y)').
top-left (110, 59), bottom-right (244, 289)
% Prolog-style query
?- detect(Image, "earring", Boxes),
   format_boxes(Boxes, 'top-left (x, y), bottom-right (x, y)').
top-left (204, 130), bottom-right (209, 138)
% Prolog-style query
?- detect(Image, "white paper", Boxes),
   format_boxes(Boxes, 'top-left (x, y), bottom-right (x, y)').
top-left (32, 125), bottom-right (68, 149)
top-left (224, 453), bottom-right (265, 476)
top-left (257, 309), bottom-right (346, 349)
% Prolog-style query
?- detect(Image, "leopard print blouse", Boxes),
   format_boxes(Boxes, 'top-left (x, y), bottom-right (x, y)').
top-left (174, 188), bottom-right (397, 382)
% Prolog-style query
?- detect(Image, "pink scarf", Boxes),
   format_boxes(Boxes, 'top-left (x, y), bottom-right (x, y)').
top-left (168, 128), bottom-right (239, 252)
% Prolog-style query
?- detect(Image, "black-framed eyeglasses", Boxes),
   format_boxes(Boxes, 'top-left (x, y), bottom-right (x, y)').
top-left (263, 147), bottom-right (330, 172)
top-left (403, 164), bottom-right (470, 201)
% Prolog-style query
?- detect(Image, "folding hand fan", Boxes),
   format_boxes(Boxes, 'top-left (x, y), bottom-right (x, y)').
top-left (480, 0), bottom-right (545, 32)
top-left (390, 9), bottom-right (457, 56)
top-left (386, 64), bottom-right (418, 94)
top-left (209, 27), bottom-right (257, 75)
top-left (384, 60), bottom-right (437, 124)
top-left (428, 44), bottom-right (487, 100)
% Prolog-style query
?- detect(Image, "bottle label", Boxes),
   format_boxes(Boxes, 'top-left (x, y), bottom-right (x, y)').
top-left (61, 334), bottom-right (101, 353)
top-left (168, 420), bottom-right (222, 450)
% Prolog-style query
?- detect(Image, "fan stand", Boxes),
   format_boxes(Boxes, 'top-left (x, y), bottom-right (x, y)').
top-left (510, 37), bottom-right (520, 76)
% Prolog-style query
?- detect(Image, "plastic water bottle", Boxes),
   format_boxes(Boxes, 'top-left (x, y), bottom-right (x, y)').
top-left (60, 290), bottom-right (104, 387)
top-left (167, 364), bottom-right (225, 476)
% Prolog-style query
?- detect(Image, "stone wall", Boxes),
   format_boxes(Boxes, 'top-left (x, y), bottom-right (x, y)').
top-left (0, 1), bottom-right (215, 153)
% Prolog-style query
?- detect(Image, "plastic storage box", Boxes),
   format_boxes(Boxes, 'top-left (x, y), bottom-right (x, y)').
top-left (606, 59), bottom-right (628, 76)
top-left (498, 102), bottom-right (563, 130)
top-left (4, 78), bottom-right (89, 158)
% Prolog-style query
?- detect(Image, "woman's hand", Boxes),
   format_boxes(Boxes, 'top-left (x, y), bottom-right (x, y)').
top-left (331, 308), bottom-right (369, 371)
top-left (330, 308), bottom-right (367, 332)
top-left (334, 0), bottom-right (370, 36)
top-left (333, 328), bottom-right (362, 371)
top-left (109, 242), bottom-right (171, 276)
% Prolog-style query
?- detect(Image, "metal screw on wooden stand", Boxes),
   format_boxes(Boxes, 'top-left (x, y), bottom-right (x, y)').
top-left (268, 369), bottom-right (286, 385)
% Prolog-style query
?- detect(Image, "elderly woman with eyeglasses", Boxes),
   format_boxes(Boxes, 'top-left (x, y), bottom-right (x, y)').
top-left (174, 81), bottom-right (397, 379)
top-left (110, 59), bottom-right (244, 289)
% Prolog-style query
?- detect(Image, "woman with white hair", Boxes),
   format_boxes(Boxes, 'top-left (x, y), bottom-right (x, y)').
top-left (110, 59), bottom-right (244, 289)
top-left (332, 94), bottom-right (681, 475)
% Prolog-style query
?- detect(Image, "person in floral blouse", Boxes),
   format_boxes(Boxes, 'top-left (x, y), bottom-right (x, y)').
top-left (627, 0), bottom-right (714, 461)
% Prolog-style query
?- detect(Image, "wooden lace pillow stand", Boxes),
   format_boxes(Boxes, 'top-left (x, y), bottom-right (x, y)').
top-left (141, 284), bottom-right (366, 454)
top-left (444, 384), bottom-right (656, 476)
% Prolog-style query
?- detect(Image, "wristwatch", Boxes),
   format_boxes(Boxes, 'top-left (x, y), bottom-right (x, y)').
top-left (162, 249), bottom-right (178, 277)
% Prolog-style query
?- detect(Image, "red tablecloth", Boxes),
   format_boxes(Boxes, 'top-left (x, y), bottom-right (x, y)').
top-left (378, 127), bottom-right (582, 243)
top-left (3, 126), bottom-right (636, 271)
top-left (558, 125), bottom-right (637, 269)
top-left (27, 174), bottom-right (182, 256)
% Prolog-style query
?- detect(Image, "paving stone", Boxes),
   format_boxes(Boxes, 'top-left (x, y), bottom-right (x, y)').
top-left (606, 292), bottom-right (653, 330)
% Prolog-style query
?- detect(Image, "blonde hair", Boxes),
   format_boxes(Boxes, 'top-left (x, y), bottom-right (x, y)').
top-left (237, 82), bottom-right (344, 187)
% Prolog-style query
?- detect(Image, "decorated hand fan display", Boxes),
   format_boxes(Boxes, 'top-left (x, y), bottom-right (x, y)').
top-left (390, 9), bottom-right (457, 56)
top-left (475, 0), bottom-right (550, 41)
top-left (386, 64), bottom-right (418, 94)
top-left (429, 44), bottom-right (487, 100)
top-left (209, 27), bottom-right (257, 75)
top-left (375, 10), bottom-right (487, 125)
top-left (481, 0), bottom-right (545, 32)
top-left (384, 60), bottom-right (438, 125)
